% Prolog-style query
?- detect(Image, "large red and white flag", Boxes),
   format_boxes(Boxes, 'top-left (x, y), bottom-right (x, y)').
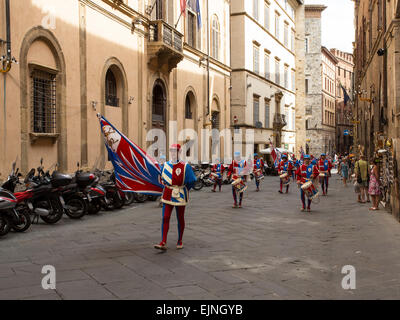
top-left (180, 0), bottom-right (187, 16)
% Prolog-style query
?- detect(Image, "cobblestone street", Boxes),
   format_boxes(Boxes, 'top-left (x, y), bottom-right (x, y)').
top-left (1, 174), bottom-right (400, 300)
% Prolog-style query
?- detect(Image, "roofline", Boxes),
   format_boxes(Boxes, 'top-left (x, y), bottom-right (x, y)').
top-left (322, 46), bottom-right (339, 64)
top-left (305, 5), bottom-right (327, 12)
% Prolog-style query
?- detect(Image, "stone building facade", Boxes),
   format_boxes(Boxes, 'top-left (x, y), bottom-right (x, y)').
top-left (304, 5), bottom-right (337, 156)
top-left (0, 0), bottom-right (231, 177)
top-left (230, 0), bottom-right (304, 155)
top-left (354, 0), bottom-right (400, 220)
top-left (331, 48), bottom-right (354, 155)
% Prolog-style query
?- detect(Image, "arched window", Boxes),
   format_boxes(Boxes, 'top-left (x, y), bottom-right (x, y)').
top-left (185, 94), bottom-right (192, 119)
top-left (211, 16), bottom-right (220, 60)
top-left (105, 69), bottom-right (118, 107)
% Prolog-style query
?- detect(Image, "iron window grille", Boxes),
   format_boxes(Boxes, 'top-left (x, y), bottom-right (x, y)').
top-left (31, 70), bottom-right (57, 134)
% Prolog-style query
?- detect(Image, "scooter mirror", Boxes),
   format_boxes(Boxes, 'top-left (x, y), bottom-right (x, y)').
top-left (40, 158), bottom-right (43, 166)
top-left (24, 168), bottom-right (35, 183)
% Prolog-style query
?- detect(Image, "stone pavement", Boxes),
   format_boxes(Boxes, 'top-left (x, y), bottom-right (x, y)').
top-left (1, 174), bottom-right (400, 300)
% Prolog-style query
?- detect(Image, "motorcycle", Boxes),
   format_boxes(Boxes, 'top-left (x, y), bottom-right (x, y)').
top-left (193, 168), bottom-right (214, 191)
top-left (59, 165), bottom-right (90, 220)
top-left (93, 169), bottom-right (124, 210)
top-left (1, 163), bottom-right (32, 234)
top-left (0, 188), bottom-right (18, 237)
top-left (14, 159), bottom-right (71, 225)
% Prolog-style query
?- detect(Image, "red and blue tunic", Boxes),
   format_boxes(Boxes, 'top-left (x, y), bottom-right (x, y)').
top-left (318, 159), bottom-right (333, 174)
top-left (228, 160), bottom-right (248, 180)
top-left (212, 164), bottom-right (224, 179)
top-left (253, 159), bottom-right (264, 171)
top-left (296, 164), bottom-right (320, 185)
top-left (161, 161), bottom-right (196, 206)
top-left (278, 160), bottom-right (294, 174)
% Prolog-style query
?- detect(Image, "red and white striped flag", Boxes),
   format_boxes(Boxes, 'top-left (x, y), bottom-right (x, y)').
top-left (180, 0), bottom-right (187, 16)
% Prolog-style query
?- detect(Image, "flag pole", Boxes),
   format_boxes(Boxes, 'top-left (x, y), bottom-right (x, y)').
top-left (175, 11), bottom-right (183, 28)
top-left (175, 0), bottom-right (188, 29)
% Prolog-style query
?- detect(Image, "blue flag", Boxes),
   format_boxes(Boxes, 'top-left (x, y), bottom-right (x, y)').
top-left (196, 0), bottom-right (201, 28)
top-left (341, 84), bottom-right (351, 106)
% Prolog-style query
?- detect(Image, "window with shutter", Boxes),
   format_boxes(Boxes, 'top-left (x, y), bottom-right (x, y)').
top-left (265, 100), bottom-right (270, 128)
top-left (253, 96), bottom-right (260, 126)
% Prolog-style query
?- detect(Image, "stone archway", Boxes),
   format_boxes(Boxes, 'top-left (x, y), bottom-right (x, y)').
top-left (19, 26), bottom-right (67, 173)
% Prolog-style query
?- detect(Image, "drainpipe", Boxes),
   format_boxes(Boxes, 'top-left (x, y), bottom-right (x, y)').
top-left (1, 0), bottom-right (11, 73)
top-left (1, 0), bottom-right (11, 177)
top-left (383, 0), bottom-right (388, 133)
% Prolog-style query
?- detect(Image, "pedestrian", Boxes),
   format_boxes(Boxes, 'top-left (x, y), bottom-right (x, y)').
top-left (339, 156), bottom-right (349, 187)
top-left (296, 155), bottom-right (320, 212)
top-left (154, 144), bottom-right (197, 251)
top-left (368, 158), bottom-right (381, 211)
top-left (354, 154), bottom-right (370, 203)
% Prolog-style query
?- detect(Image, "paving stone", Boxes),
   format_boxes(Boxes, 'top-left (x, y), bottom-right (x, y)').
top-left (166, 285), bottom-right (208, 296)
top-left (56, 279), bottom-right (116, 300)
top-left (2, 176), bottom-right (400, 299)
top-left (83, 264), bottom-right (146, 285)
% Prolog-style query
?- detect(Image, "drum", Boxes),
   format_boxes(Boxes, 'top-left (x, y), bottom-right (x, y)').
top-left (280, 172), bottom-right (290, 186)
top-left (231, 178), bottom-right (247, 193)
top-left (254, 169), bottom-right (264, 182)
top-left (319, 173), bottom-right (326, 178)
top-left (301, 181), bottom-right (319, 200)
top-left (211, 172), bottom-right (220, 181)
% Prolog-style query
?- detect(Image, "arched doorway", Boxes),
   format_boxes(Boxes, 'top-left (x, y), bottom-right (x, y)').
top-left (152, 80), bottom-right (167, 131)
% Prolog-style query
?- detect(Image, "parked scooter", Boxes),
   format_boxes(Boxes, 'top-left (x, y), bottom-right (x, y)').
top-left (1, 163), bottom-right (32, 234)
top-left (12, 159), bottom-right (71, 224)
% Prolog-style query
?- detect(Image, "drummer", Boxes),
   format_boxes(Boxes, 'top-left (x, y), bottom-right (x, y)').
top-left (211, 159), bottom-right (224, 192)
top-left (296, 155), bottom-right (320, 212)
top-left (228, 151), bottom-right (248, 208)
top-left (253, 153), bottom-right (264, 192)
top-left (278, 154), bottom-right (294, 194)
top-left (317, 153), bottom-right (333, 196)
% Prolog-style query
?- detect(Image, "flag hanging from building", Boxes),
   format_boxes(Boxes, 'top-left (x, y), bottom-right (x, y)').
top-left (98, 114), bottom-right (163, 195)
top-left (196, 0), bottom-right (202, 28)
top-left (180, 0), bottom-right (187, 17)
top-left (341, 84), bottom-right (351, 107)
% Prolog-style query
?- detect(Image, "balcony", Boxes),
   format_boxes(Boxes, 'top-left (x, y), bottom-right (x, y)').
top-left (148, 20), bottom-right (184, 73)
top-left (273, 113), bottom-right (287, 130)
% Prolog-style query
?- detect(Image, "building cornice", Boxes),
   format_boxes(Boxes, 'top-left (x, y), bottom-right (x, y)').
top-left (232, 68), bottom-right (296, 95)
top-left (322, 46), bottom-right (339, 64)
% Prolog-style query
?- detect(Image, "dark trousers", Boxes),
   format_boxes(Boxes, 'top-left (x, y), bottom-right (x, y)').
top-left (300, 189), bottom-right (312, 209)
top-left (232, 186), bottom-right (243, 204)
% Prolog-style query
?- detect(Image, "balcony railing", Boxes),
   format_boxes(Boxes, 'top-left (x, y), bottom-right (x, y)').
top-left (148, 20), bottom-right (184, 72)
top-left (273, 113), bottom-right (287, 129)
